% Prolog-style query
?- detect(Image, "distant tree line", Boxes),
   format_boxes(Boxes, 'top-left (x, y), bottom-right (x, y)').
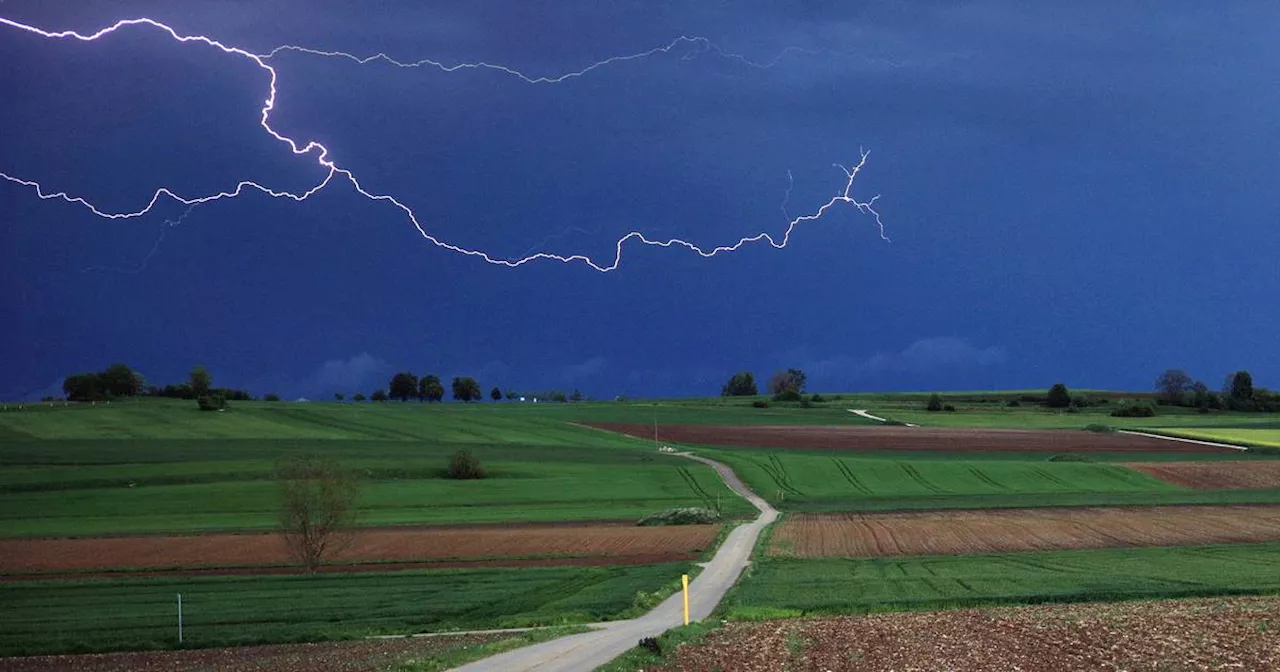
top-left (337, 372), bottom-right (585, 404)
top-left (721, 368), bottom-right (808, 402)
top-left (1154, 368), bottom-right (1278, 413)
top-left (60, 363), bottom-right (249, 410)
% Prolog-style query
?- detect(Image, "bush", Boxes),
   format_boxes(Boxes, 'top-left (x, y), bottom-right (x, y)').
top-left (751, 400), bottom-right (769, 408)
top-left (810, 393), bottom-right (825, 403)
top-left (1084, 424), bottom-right (1115, 433)
top-left (1111, 401), bottom-right (1156, 418)
top-left (446, 450), bottom-right (487, 479)
top-left (1005, 399), bottom-right (1021, 407)
top-left (926, 393), bottom-right (944, 412)
top-left (943, 404), bottom-right (957, 412)
top-left (637, 507), bottom-right (721, 526)
top-left (196, 394), bottom-right (226, 412)
top-left (264, 393), bottom-right (281, 402)
top-left (772, 389), bottom-right (802, 403)
top-left (638, 637), bottom-right (662, 656)
top-left (1048, 454), bottom-right (1093, 462)
top-left (1046, 383), bottom-right (1072, 408)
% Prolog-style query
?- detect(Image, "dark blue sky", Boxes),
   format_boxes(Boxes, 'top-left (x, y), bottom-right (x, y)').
top-left (2, 1), bottom-right (1277, 400)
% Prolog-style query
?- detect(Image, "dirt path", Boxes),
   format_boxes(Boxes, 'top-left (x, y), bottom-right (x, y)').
top-left (449, 452), bottom-right (778, 672)
top-left (1116, 429), bottom-right (1248, 451)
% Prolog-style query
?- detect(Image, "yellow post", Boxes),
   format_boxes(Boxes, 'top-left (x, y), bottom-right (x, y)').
top-left (682, 574), bottom-right (690, 625)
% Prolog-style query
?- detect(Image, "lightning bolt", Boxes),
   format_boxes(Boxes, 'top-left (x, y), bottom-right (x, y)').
top-left (0, 16), bottom-right (888, 273)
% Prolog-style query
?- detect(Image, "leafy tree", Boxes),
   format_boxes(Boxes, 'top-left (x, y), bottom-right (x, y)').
top-left (767, 369), bottom-right (807, 396)
top-left (721, 371), bottom-right (758, 397)
top-left (570, 389), bottom-right (584, 402)
top-left (264, 392), bottom-right (282, 402)
top-left (371, 388), bottom-right (388, 402)
top-left (446, 449), bottom-right (487, 479)
top-left (62, 373), bottom-right (103, 402)
top-left (1046, 383), bottom-right (1072, 408)
top-left (490, 386), bottom-right (502, 402)
top-left (419, 375), bottom-right (445, 402)
top-left (452, 376), bottom-right (482, 402)
top-left (275, 455), bottom-right (359, 573)
top-left (926, 393), bottom-right (944, 412)
top-left (189, 366), bottom-right (212, 397)
top-left (388, 372), bottom-right (418, 402)
top-left (100, 363), bottom-right (143, 397)
top-left (505, 389), bottom-right (518, 400)
top-left (334, 392), bottom-right (345, 402)
top-left (1227, 370), bottom-right (1254, 401)
top-left (1155, 369), bottom-right (1193, 405)
top-left (352, 392), bottom-right (367, 401)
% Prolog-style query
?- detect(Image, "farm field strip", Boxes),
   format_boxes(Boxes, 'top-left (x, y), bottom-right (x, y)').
top-left (587, 423), bottom-right (1239, 453)
top-left (0, 524), bottom-right (718, 575)
top-left (772, 506), bottom-right (1280, 557)
top-left (1145, 427), bottom-right (1280, 449)
top-left (633, 596), bottom-right (1280, 672)
top-left (0, 562), bottom-right (689, 657)
top-left (722, 542), bottom-right (1280, 618)
top-left (1127, 460), bottom-right (1280, 489)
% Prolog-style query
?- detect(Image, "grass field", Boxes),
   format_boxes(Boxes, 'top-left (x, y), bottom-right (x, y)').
top-left (0, 562), bottom-right (687, 657)
top-left (722, 542), bottom-right (1280, 619)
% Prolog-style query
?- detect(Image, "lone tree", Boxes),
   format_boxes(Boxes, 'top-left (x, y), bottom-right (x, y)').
top-left (419, 375), bottom-right (445, 402)
top-left (371, 388), bottom-right (388, 402)
top-left (1227, 370), bottom-right (1254, 401)
top-left (1046, 383), bottom-right (1072, 408)
top-left (388, 372), bottom-right (418, 402)
top-left (721, 371), bottom-right (758, 397)
top-left (1155, 369), bottom-right (1193, 405)
top-left (768, 369), bottom-right (807, 396)
top-left (490, 386), bottom-right (502, 402)
top-left (334, 392), bottom-right (345, 402)
top-left (452, 376), bottom-right (482, 402)
top-left (926, 393), bottom-right (944, 412)
top-left (446, 449), bottom-right (487, 479)
top-left (275, 455), bottom-right (359, 573)
top-left (190, 366), bottom-right (212, 397)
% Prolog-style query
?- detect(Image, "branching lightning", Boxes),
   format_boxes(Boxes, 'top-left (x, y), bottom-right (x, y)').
top-left (0, 16), bottom-right (888, 273)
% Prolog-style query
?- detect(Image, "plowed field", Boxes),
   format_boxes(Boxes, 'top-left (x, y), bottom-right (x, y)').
top-left (644, 596), bottom-right (1280, 672)
top-left (588, 424), bottom-right (1228, 453)
top-left (772, 505), bottom-right (1280, 557)
top-left (0, 523), bottom-right (716, 577)
top-left (1128, 461), bottom-right (1280, 489)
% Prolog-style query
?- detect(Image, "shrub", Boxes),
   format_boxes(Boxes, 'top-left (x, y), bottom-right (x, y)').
top-left (772, 389), bottom-right (802, 403)
top-left (1084, 424), bottom-right (1115, 433)
top-left (926, 394), bottom-right (943, 412)
top-left (1005, 399), bottom-right (1021, 407)
top-left (637, 507), bottom-right (721, 526)
top-left (638, 637), bottom-right (662, 656)
top-left (264, 392), bottom-right (281, 402)
top-left (943, 404), bottom-right (957, 412)
top-left (1048, 454), bottom-right (1093, 462)
top-left (446, 450), bottom-right (487, 479)
top-left (196, 394), bottom-right (226, 412)
top-left (810, 393), bottom-right (825, 403)
top-left (1046, 383), bottom-right (1072, 408)
top-left (752, 400), bottom-right (769, 408)
top-left (1111, 401), bottom-right (1156, 418)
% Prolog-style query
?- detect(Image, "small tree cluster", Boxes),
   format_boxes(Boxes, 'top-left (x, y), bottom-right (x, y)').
top-left (452, 376), bottom-right (482, 402)
top-left (721, 371), bottom-right (758, 397)
top-left (62, 363), bottom-right (145, 401)
top-left (768, 369), bottom-right (807, 398)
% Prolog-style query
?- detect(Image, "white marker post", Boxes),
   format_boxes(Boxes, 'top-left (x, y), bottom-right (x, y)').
top-left (177, 593), bottom-right (183, 644)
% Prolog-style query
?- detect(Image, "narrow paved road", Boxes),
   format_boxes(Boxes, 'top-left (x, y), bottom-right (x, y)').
top-left (849, 408), bottom-right (918, 427)
top-left (450, 453), bottom-right (777, 672)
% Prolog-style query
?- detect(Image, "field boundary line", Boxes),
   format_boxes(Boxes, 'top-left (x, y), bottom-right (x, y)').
top-left (848, 409), bottom-right (918, 427)
top-left (1117, 430), bottom-right (1248, 451)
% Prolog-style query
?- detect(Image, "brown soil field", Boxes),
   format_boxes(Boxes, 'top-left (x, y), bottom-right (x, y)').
top-left (647, 596), bottom-right (1280, 671)
top-left (0, 632), bottom-right (508, 672)
top-left (772, 505), bottom-right (1280, 557)
top-left (588, 423), bottom-right (1232, 453)
top-left (1128, 460), bottom-right (1280, 489)
top-left (0, 523), bottom-right (716, 577)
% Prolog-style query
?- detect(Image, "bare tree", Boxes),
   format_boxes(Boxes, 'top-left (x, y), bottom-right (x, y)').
top-left (276, 455), bottom-right (359, 573)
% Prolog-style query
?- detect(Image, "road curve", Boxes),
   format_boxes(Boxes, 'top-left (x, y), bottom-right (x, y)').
top-left (450, 453), bottom-right (777, 672)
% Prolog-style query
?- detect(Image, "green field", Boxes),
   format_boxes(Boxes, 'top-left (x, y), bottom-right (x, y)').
top-left (1151, 427), bottom-right (1280, 449)
top-left (697, 446), bottom-right (1280, 513)
top-left (0, 562), bottom-right (686, 657)
top-left (722, 543), bottom-right (1280, 618)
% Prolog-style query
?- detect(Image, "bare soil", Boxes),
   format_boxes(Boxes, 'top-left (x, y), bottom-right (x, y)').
top-left (651, 596), bottom-right (1280, 671)
top-left (1128, 461), bottom-right (1280, 489)
top-left (588, 423), bottom-right (1232, 453)
top-left (772, 505), bottom-right (1280, 557)
top-left (0, 633), bottom-right (506, 672)
top-left (0, 524), bottom-right (716, 578)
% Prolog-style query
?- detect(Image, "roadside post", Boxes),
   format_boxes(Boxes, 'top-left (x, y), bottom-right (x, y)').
top-left (682, 574), bottom-right (689, 625)
top-left (177, 593), bottom-right (183, 644)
